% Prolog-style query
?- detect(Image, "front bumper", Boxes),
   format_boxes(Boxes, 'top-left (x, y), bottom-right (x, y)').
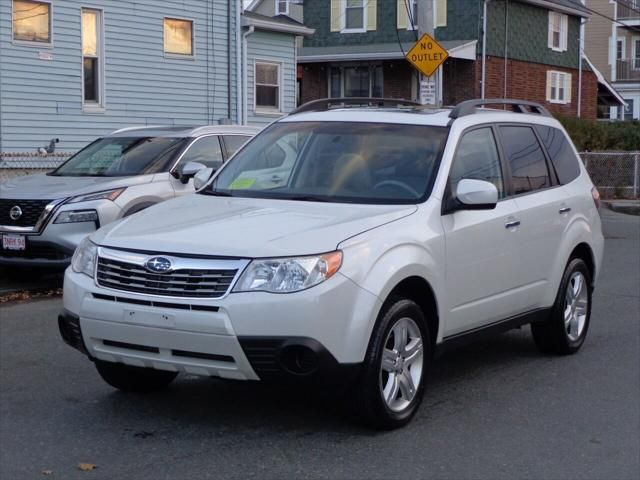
top-left (62, 269), bottom-right (380, 381)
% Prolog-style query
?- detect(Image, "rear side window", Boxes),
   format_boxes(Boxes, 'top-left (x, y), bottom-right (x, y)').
top-left (500, 126), bottom-right (551, 195)
top-left (536, 126), bottom-right (581, 184)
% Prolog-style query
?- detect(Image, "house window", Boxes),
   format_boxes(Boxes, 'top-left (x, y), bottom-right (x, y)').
top-left (624, 99), bottom-right (634, 121)
top-left (276, 0), bottom-right (289, 15)
top-left (344, 0), bottom-right (365, 31)
top-left (82, 9), bottom-right (103, 108)
top-left (329, 65), bottom-right (383, 98)
top-left (400, 0), bottom-right (418, 30)
top-left (255, 62), bottom-right (281, 111)
top-left (164, 18), bottom-right (193, 56)
top-left (548, 11), bottom-right (568, 52)
top-left (546, 70), bottom-right (571, 104)
top-left (12, 0), bottom-right (51, 44)
top-left (616, 39), bottom-right (625, 61)
top-left (634, 38), bottom-right (640, 69)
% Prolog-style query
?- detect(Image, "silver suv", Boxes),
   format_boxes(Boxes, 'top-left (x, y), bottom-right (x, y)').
top-left (0, 125), bottom-right (260, 269)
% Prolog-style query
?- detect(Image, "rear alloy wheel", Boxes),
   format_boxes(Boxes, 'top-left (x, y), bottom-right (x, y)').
top-left (95, 360), bottom-right (178, 392)
top-left (353, 298), bottom-right (430, 429)
top-left (532, 258), bottom-right (592, 355)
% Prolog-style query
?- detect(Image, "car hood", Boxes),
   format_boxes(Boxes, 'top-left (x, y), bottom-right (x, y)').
top-left (92, 194), bottom-right (417, 258)
top-left (0, 173), bottom-right (154, 200)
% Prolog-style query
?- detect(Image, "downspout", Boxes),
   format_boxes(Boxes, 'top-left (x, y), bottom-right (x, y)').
top-left (236, 2), bottom-right (243, 124)
top-left (578, 17), bottom-right (584, 118)
top-left (227, 0), bottom-right (232, 121)
top-left (482, 0), bottom-right (490, 99)
top-left (504, 0), bottom-right (508, 100)
top-left (242, 25), bottom-right (255, 125)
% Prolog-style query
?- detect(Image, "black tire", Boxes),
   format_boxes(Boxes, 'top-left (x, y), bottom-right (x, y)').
top-left (95, 360), bottom-right (178, 392)
top-left (531, 258), bottom-right (592, 355)
top-left (352, 297), bottom-right (431, 430)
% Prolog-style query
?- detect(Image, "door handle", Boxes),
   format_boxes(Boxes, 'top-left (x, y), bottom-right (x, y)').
top-left (505, 220), bottom-right (520, 229)
top-left (559, 207), bottom-right (571, 214)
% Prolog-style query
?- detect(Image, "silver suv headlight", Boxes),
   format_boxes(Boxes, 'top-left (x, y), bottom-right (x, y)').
top-left (68, 188), bottom-right (126, 204)
top-left (233, 251), bottom-right (342, 294)
top-left (71, 237), bottom-right (98, 277)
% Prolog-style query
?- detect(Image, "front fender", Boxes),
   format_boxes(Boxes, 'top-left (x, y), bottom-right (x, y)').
top-left (339, 221), bottom-right (445, 343)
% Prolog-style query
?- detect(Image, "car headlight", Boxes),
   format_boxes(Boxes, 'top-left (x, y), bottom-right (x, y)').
top-left (233, 251), bottom-right (343, 293)
top-left (54, 210), bottom-right (99, 224)
top-left (71, 237), bottom-right (98, 277)
top-left (68, 188), bottom-right (126, 204)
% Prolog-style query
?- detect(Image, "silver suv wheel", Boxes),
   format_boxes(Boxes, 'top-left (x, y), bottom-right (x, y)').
top-left (379, 317), bottom-right (424, 413)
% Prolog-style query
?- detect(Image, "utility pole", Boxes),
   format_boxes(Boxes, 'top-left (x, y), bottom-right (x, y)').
top-left (417, 0), bottom-right (440, 106)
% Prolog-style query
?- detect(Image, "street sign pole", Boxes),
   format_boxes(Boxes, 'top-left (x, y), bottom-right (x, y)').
top-left (418, 0), bottom-right (439, 106)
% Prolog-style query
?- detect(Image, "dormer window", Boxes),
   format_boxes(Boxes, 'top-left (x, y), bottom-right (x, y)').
top-left (276, 0), bottom-right (289, 16)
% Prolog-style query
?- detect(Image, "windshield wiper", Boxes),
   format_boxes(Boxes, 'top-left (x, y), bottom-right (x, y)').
top-left (285, 195), bottom-right (329, 202)
top-left (202, 189), bottom-right (234, 197)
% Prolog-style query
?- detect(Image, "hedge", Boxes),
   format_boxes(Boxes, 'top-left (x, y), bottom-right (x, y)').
top-left (557, 116), bottom-right (640, 152)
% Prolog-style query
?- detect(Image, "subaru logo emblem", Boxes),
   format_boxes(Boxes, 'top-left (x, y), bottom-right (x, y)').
top-left (145, 257), bottom-right (172, 273)
top-left (9, 206), bottom-right (22, 221)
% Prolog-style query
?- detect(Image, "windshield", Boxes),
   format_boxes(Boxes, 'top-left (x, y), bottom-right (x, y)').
top-left (51, 136), bottom-right (188, 177)
top-left (205, 122), bottom-right (448, 204)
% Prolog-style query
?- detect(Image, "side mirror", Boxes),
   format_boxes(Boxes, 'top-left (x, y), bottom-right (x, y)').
top-left (445, 179), bottom-right (498, 213)
top-left (193, 167), bottom-right (214, 190)
top-left (177, 161), bottom-right (206, 184)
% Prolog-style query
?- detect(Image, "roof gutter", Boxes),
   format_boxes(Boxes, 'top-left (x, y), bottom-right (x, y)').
top-left (242, 16), bottom-right (315, 36)
top-left (519, 0), bottom-right (590, 18)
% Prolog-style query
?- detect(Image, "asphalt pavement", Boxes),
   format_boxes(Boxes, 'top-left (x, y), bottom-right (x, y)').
top-left (0, 208), bottom-right (638, 479)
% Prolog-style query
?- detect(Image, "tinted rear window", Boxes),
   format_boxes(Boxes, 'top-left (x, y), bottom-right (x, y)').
top-left (536, 126), bottom-right (581, 184)
top-left (500, 126), bottom-right (551, 195)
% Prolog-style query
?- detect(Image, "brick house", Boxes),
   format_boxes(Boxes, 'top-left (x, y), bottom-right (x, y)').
top-left (298, 0), bottom-right (604, 119)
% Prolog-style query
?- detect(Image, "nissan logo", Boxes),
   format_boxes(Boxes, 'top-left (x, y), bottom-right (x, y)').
top-left (9, 206), bottom-right (22, 221)
top-left (145, 256), bottom-right (172, 273)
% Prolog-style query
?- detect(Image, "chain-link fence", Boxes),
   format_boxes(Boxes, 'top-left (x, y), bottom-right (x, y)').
top-left (0, 153), bottom-right (71, 183)
top-left (580, 152), bottom-right (640, 199)
top-left (1, 151), bottom-right (639, 199)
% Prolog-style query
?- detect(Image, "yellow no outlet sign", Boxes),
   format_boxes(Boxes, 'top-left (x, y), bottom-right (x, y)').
top-left (405, 33), bottom-right (449, 78)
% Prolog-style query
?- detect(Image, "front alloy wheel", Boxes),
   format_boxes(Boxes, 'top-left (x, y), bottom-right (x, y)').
top-left (380, 317), bottom-right (424, 412)
top-left (352, 298), bottom-right (431, 429)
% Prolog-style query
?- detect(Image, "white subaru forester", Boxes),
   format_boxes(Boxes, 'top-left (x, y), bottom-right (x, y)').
top-left (60, 99), bottom-right (604, 429)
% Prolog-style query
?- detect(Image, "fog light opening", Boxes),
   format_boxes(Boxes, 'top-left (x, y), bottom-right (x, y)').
top-left (279, 345), bottom-right (319, 376)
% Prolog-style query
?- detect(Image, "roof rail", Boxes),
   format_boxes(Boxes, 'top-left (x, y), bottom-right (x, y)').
top-left (290, 97), bottom-right (421, 115)
top-left (449, 99), bottom-right (552, 119)
top-left (109, 125), bottom-right (168, 135)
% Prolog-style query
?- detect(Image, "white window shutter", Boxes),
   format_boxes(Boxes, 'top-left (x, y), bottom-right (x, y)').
top-left (397, 0), bottom-right (408, 29)
top-left (546, 71), bottom-right (553, 101)
top-left (436, 0), bottom-right (447, 27)
top-left (330, 0), bottom-right (340, 32)
top-left (547, 12), bottom-right (553, 49)
top-left (367, 0), bottom-right (377, 31)
top-left (565, 73), bottom-right (572, 103)
top-left (561, 14), bottom-right (568, 51)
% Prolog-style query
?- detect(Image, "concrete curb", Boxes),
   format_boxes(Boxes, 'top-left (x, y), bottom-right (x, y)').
top-left (603, 201), bottom-right (640, 216)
